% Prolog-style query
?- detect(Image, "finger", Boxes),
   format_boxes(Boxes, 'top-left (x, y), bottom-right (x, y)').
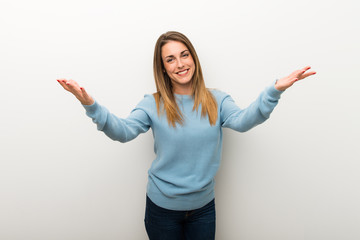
top-left (61, 80), bottom-right (84, 100)
top-left (65, 79), bottom-right (81, 92)
top-left (294, 66), bottom-right (311, 76)
top-left (291, 77), bottom-right (299, 83)
top-left (293, 69), bottom-right (305, 78)
top-left (57, 78), bottom-right (67, 85)
top-left (295, 67), bottom-right (312, 78)
top-left (302, 66), bottom-right (311, 72)
top-left (80, 87), bottom-right (90, 98)
top-left (57, 79), bottom-right (71, 91)
top-left (65, 79), bottom-right (77, 87)
top-left (300, 71), bottom-right (316, 79)
top-left (80, 87), bottom-right (94, 104)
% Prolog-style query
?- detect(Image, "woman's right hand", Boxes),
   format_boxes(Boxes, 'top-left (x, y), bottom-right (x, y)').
top-left (57, 79), bottom-right (95, 105)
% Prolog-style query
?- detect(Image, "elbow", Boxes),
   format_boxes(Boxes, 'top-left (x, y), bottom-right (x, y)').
top-left (117, 137), bottom-right (128, 143)
top-left (115, 134), bottom-right (130, 143)
top-left (259, 109), bottom-right (272, 120)
top-left (238, 127), bottom-right (254, 133)
top-left (233, 125), bottom-right (253, 133)
top-left (105, 132), bottom-right (129, 143)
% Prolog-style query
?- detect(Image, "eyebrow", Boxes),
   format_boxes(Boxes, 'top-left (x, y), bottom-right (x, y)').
top-left (164, 50), bottom-right (189, 59)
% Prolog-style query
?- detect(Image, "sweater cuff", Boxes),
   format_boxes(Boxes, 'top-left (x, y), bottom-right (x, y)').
top-left (82, 100), bottom-right (99, 115)
top-left (266, 80), bottom-right (284, 99)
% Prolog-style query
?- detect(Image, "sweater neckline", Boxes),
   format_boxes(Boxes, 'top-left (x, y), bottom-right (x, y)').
top-left (174, 93), bottom-right (193, 100)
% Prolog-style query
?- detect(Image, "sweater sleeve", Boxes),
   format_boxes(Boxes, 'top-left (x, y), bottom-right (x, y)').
top-left (82, 96), bottom-right (152, 143)
top-left (220, 82), bottom-right (283, 132)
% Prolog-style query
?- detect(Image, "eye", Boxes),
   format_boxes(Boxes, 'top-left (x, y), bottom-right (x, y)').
top-left (182, 53), bottom-right (189, 58)
top-left (166, 58), bottom-right (174, 63)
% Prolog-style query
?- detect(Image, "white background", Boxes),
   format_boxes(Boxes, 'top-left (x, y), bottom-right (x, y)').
top-left (1, 0), bottom-right (359, 239)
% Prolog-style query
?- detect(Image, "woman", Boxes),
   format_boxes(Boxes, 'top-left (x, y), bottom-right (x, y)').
top-left (57, 31), bottom-right (316, 240)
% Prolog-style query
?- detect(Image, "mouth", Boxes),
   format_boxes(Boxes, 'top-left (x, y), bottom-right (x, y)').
top-left (176, 69), bottom-right (190, 76)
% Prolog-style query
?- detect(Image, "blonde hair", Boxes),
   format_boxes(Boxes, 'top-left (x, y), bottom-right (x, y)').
top-left (153, 31), bottom-right (218, 127)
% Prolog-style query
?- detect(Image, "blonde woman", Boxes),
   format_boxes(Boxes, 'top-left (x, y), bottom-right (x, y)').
top-left (57, 31), bottom-right (316, 240)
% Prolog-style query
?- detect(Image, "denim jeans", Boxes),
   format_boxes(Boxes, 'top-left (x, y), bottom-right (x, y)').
top-left (144, 196), bottom-right (216, 240)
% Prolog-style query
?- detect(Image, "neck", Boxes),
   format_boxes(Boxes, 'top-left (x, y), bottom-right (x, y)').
top-left (172, 83), bottom-right (192, 95)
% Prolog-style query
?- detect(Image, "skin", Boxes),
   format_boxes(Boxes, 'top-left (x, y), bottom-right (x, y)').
top-left (57, 78), bottom-right (94, 105)
top-left (274, 66), bottom-right (316, 91)
top-left (57, 40), bottom-right (316, 103)
top-left (161, 41), bottom-right (196, 95)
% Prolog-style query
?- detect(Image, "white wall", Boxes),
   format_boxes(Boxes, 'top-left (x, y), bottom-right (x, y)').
top-left (1, 0), bottom-right (359, 239)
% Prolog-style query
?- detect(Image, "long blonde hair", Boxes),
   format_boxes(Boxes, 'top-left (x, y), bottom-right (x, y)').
top-left (153, 31), bottom-right (218, 127)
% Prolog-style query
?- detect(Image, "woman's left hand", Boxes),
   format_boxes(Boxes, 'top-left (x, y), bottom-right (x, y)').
top-left (275, 66), bottom-right (316, 91)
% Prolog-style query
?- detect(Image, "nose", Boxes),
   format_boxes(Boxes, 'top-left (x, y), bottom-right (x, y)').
top-left (177, 58), bottom-right (185, 69)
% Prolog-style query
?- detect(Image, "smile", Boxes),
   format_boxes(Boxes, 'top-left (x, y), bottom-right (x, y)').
top-left (176, 69), bottom-right (189, 76)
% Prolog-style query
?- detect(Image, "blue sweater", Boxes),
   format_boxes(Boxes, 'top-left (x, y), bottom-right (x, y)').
top-left (83, 83), bottom-right (283, 210)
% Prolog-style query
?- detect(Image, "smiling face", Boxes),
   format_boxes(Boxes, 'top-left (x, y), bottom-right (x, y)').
top-left (161, 41), bottom-right (195, 95)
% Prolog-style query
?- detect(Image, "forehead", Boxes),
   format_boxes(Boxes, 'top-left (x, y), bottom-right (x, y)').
top-left (161, 41), bottom-right (188, 57)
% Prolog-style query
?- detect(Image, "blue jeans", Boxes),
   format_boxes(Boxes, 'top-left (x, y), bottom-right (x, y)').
top-left (144, 196), bottom-right (216, 240)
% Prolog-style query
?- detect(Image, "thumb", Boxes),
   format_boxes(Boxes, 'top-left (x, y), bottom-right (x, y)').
top-left (80, 87), bottom-right (94, 105)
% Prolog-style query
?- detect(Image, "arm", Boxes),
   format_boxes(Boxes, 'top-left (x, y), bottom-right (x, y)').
top-left (57, 78), bottom-right (150, 142)
top-left (83, 100), bottom-right (150, 143)
top-left (221, 66), bottom-right (316, 132)
top-left (220, 83), bottom-right (282, 132)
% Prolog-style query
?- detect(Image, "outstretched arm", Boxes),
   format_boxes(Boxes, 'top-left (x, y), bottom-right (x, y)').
top-left (220, 83), bottom-right (282, 132)
top-left (221, 66), bottom-right (316, 132)
top-left (56, 78), bottom-right (151, 142)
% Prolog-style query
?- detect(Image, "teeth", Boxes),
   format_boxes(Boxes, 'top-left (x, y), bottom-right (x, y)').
top-left (178, 69), bottom-right (188, 74)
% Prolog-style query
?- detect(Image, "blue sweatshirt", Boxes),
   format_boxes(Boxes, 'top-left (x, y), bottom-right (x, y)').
top-left (83, 83), bottom-right (283, 211)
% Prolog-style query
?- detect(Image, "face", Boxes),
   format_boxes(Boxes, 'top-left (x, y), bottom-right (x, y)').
top-left (161, 41), bottom-right (195, 94)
